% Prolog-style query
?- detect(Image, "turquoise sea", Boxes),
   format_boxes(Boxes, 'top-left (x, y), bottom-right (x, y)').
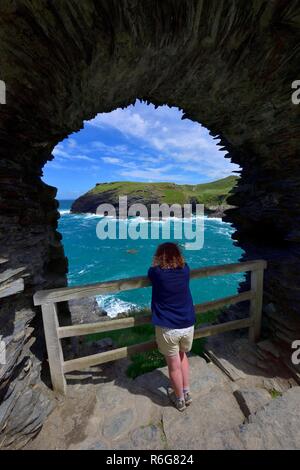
top-left (58, 200), bottom-right (245, 317)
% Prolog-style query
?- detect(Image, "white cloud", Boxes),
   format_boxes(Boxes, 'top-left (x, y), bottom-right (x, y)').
top-left (86, 100), bottom-right (239, 182)
top-left (49, 101), bottom-right (239, 186)
top-left (91, 142), bottom-right (130, 153)
top-left (48, 161), bottom-right (88, 172)
top-left (67, 138), bottom-right (77, 148)
top-left (53, 146), bottom-right (96, 162)
top-left (88, 108), bottom-right (148, 138)
top-left (102, 157), bottom-right (123, 165)
top-left (74, 154), bottom-right (96, 162)
top-left (119, 168), bottom-right (186, 182)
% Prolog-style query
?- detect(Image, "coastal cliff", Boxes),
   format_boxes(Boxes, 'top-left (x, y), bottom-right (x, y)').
top-left (71, 176), bottom-right (237, 219)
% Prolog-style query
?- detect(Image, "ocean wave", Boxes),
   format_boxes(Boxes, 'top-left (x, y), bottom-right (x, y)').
top-left (60, 213), bottom-right (205, 223)
top-left (60, 211), bottom-right (108, 219)
top-left (96, 294), bottom-right (141, 318)
top-left (203, 216), bottom-right (224, 222)
top-left (84, 213), bottom-right (104, 219)
top-left (59, 209), bottom-right (70, 215)
top-left (59, 211), bottom-right (231, 225)
top-left (77, 268), bottom-right (87, 275)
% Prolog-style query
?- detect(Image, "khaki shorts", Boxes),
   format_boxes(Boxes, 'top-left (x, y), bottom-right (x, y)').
top-left (155, 326), bottom-right (194, 357)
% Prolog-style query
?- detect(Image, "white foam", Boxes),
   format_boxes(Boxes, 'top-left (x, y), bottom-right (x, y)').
top-left (59, 210), bottom-right (70, 215)
top-left (96, 295), bottom-right (141, 318)
top-left (204, 215), bottom-right (223, 222)
top-left (128, 216), bottom-right (150, 223)
top-left (203, 216), bottom-right (233, 227)
top-left (78, 268), bottom-right (87, 275)
top-left (66, 212), bottom-right (112, 220)
top-left (84, 213), bottom-right (105, 219)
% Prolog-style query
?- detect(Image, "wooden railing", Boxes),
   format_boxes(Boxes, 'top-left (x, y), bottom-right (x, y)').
top-left (33, 259), bottom-right (267, 395)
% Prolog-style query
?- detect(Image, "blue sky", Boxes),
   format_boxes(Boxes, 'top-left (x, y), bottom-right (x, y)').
top-left (43, 100), bottom-right (239, 199)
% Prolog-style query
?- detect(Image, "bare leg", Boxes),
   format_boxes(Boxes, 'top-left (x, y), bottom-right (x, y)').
top-left (179, 351), bottom-right (190, 390)
top-left (166, 354), bottom-right (183, 399)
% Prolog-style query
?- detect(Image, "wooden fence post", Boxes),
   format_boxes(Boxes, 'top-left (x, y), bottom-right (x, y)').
top-left (41, 302), bottom-right (66, 395)
top-left (249, 267), bottom-right (264, 342)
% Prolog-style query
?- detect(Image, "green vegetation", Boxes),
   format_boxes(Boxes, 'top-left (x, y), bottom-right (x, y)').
top-left (86, 308), bottom-right (220, 379)
top-left (269, 389), bottom-right (283, 399)
top-left (88, 176), bottom-right (238, 209)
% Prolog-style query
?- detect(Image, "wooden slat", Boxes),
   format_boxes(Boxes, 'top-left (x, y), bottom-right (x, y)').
top-left (204, 348), bottom-right (247, 381)
top-left (194, 317), bottom-right (253, 339)
top-left (63, 340), bottom-right (157, 373)
top-left (33, 259), bottom-right (267, 305)
top-left (41, 303), bottom-right (66, 394)
top-left (248, 268), bottom-right (264, 342)
top-left (194, 290), bottom-right (253, 314)
top-left (0, 267), bottom-right (26, 283)
top-left (58, 314), bottom-right (152, 338)
top-left (0, 278), bottom-right (24, 298)
top-left (34, 275), bottom-right (150, 306)
top-left (189, 259), bottom-right (266, 281)
top-left (58, 290), bottom-right (253, 339)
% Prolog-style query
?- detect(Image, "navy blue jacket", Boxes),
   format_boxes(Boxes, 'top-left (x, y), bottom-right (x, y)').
top-left (147, 264), bottom-right (196, 328)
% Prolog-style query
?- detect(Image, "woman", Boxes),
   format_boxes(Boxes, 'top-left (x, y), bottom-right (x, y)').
top-left (148, 242), bottom-right (196, 411)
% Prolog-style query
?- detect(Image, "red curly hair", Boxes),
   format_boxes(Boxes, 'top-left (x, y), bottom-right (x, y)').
top-left (152, 242), bottom-right (185, 269)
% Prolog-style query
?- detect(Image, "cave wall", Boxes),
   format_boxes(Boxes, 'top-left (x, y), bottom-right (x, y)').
top-left (0, 143), bottom-right (68, 447)
top-left (0, 0), bottom-right (299, 447)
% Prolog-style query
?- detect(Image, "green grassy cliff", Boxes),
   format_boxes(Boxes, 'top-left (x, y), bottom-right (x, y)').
top-left (71, 175), bottom-right (238, 217)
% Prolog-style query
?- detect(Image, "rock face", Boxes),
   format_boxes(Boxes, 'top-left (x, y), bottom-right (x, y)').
top-left (0, 0), bottom-right (299, 446)
top-left (68, 297), bottom-right (107, 324)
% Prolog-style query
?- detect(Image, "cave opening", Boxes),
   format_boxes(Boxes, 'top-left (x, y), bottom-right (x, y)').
top-left (41, 100), bottom-right (243, 318)
top-left (0, 0), bottom-right (299, 448)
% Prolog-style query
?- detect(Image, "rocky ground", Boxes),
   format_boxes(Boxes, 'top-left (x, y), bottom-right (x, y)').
top-left (24, 333), bottom-right (300, 450)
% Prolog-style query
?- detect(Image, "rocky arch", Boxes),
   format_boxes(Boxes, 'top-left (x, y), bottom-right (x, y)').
top-left (0, 0), bottom-right (299, 447)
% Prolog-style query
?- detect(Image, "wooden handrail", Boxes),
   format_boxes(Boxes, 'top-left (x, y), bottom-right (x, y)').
top-left (33, 259), bottom-right (266, 306)
top-left (58, 290), bottom-right (254, 339)
top-left (36, 259), bottom-right (267, 395)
